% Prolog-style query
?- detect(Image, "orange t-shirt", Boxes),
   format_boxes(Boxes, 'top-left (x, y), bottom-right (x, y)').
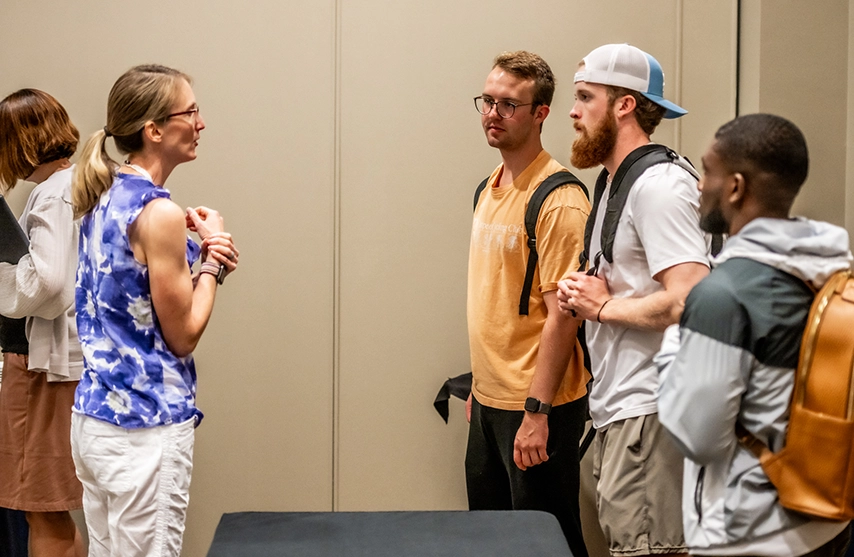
top-left (467, 150), bottom-right (591, 411)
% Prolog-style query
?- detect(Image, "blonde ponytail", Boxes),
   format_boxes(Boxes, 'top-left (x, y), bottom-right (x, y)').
top-left (72, 128), bottom-right (116, 219)
top-left (72, 64), bottom-right (191, 219)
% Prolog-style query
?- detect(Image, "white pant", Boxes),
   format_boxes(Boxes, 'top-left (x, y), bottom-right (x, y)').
top-left (70, 414), bottom-right (195, 557)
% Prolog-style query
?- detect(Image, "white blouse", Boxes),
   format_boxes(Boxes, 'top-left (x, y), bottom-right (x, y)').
top-left (0, 166), bottom-right (82, 381)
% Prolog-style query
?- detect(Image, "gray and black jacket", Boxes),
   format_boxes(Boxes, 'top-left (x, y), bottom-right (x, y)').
top-left (657, 217), bottom-right (852, 555)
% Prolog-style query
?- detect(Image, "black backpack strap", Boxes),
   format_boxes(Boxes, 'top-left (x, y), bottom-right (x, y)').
top-left (580, 168), bottom-right (610, 270)
top-left (473, 177), bottom-right (489, 212)
top-left (520, 171), bottom-right (588, 315)
top-left (600, 144), bottom-right (679, 265)
top-left (581, 147), bottom-right (721, 272)
top-left (711, 233), bottom-right (724, 257)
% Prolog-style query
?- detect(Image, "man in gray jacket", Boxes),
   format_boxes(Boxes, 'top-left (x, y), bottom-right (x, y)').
top-left (657, 113), bottom-right (852, 556)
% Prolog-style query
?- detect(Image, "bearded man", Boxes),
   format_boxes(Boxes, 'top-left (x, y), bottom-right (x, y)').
top-left (556, 44), bottom-right (710, 557)
top-left (657, 113), bottom-right (853, 557)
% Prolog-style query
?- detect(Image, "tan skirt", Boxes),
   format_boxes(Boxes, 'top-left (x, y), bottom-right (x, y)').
top-left (0, 352), bottom-right (82, 512)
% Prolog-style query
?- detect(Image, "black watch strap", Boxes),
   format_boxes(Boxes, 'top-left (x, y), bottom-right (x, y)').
top-left (524, 397), bottom-right (552, 415)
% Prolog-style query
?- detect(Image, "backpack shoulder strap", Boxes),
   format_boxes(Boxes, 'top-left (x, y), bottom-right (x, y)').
top-left (473, 176), bottom-right (489, 212)
top-left (519, 170), bottom-right (588, 315)
top-left (600, 144), bottom-right (678, 265)
top-left (583, 146), bottom-right (708, 269)
top-left (580, 168), bottom-right (610, 270)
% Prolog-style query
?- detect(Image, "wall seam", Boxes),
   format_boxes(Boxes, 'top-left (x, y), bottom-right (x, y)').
top-left (332, 0), bottom-right (343, 512)
top-left (735, 0), bottom-right (742, 116)
top-left (675, 0), bottom-right (684, 152)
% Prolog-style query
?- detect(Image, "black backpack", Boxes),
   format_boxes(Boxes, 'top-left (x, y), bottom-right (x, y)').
top-left (473, 170), bottom-right (588, 315)
top-left (460, 150), bottom-right (710, 460)
top-left (580, 143), bottom-right (718, 273)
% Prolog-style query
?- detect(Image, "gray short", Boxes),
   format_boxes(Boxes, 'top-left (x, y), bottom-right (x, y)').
top-left (593, 413), bottom-right (687, 556)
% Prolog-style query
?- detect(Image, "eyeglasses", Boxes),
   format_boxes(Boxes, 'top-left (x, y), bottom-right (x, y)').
top-left (474, 96), bottom-right (535, 118)
top-left (166, 106), bottom-right (201, 121)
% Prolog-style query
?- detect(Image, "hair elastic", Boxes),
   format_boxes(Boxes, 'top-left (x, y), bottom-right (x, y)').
top-left (597, 299), bottom-right (611, 323)
top-left (103, 126), bottom-right (112, 138)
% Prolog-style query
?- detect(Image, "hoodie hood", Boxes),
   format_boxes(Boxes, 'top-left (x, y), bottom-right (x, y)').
top-left (715, 217), bottom-right (852, 287)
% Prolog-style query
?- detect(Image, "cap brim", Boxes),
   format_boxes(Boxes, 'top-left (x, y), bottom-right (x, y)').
top-left (642, 93), bottom-right (687, 119)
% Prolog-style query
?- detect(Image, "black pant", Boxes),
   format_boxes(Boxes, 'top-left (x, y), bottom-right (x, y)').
top-left (465, 395), bottom-right (588, 557)
top-left (0, 507), bottom-right (28, 557)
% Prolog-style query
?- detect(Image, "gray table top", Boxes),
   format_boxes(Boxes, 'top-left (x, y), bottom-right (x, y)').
top-left (207, 510), bottom-right (573, 557)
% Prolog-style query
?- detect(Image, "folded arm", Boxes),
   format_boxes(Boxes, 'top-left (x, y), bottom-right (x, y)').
top-left (130, 199), bottom-right (236, 358)
top-left (558, 261), bottom-right (709, 332)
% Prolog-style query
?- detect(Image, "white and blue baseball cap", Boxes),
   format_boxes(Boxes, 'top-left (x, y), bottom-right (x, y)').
top-left (574, 43), bottom-right (687, 119)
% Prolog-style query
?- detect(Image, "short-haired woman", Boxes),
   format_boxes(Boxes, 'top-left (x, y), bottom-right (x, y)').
top-left (0, 89), bottom-right (85, 557)
top-left (71, 65), bottom-right (238, 556)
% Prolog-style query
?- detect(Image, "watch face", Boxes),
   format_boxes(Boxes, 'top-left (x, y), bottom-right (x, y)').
top-left (524, 397), bottom-right (550, 414)
top-left (524, 397), bottom-right (539, 413)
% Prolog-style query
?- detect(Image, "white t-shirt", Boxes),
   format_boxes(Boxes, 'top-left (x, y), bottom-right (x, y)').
top-left (587, 160), bottom-right (709, 428)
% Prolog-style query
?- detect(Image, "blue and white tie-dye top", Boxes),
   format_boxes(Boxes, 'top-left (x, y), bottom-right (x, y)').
top-left (74, 173), bottom-right (203, 428)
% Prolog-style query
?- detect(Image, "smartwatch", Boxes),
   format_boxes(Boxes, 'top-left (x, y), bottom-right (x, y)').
top-left (524, 397), bottom-right (552, 415)
top-left (200, 262), bottom-right (227, 285)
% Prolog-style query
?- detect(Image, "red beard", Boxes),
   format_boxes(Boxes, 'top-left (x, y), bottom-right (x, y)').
top-left (571, 112), bottom-right (618, 169)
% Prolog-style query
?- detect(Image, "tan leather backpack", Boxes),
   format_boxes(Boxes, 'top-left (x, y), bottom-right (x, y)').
top-left (738, 269), bottom-right (854, 520)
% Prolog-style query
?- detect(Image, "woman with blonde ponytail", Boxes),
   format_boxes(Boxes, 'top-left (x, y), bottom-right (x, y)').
top-left (70, 64), bottom-right (239, 557)
top-left (0, 89), bottom-right (84, 557)
top-left (71, 128), bottom-right (113, 219)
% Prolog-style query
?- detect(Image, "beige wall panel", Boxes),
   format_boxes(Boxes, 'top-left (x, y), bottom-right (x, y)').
top-left (335, 0), bottom-right (735, 523)
top-left (741, 0), bottom-right (853, 232)
top-left (738, 0), bottom-right (762, 115)
top-left (1, 2), bottom-right (336, 556)
top-left (2, 0), bottom-right (736, 555)
top-left (681, 1), bottom-right (739, 164)
top-left (751, 0), bottom-right (848, 226)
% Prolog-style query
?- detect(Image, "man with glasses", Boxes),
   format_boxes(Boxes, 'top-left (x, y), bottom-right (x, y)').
top-left (556, 44), bottom-right (709, 557)
top-left (466, 50), bottom-right (590, 557)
